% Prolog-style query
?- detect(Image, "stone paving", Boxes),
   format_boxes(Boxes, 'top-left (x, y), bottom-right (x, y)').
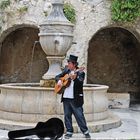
top-left (0, 108), bottom-right (140, 139)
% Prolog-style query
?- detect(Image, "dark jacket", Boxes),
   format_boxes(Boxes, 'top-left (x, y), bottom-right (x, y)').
top-left (55, 67), bottom-right (85, 107)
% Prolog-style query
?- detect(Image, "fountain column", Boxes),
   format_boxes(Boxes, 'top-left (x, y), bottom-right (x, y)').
top-left (39, 0), bottom-right (74, 86)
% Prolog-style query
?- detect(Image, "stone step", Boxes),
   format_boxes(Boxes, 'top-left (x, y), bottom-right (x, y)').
top-left (0, 112), bottom-right (121, 133)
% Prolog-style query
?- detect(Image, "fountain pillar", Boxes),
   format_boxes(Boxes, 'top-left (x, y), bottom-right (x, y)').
top-left (39, 0), bottom-right (74, 86)
top-left (40, 56), bottom-right (64, 87)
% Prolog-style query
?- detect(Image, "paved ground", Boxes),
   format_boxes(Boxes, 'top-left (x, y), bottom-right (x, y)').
top-left (0, 107), bottom-right (140, 139)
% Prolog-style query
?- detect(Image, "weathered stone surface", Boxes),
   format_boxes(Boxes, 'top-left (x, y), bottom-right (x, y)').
top-left (0, 0), bottom-right (140, 99)
top-left (40, 79), bottom-right (55, 87)
top-left (0, 83), bottom-right (109, 122)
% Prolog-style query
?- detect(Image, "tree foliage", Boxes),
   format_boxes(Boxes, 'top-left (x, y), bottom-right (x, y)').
top-left (111, 0), bottom-right (140, 22)
top-left (0, 0), bottom-right (10, 10)
top-left (63, 3), bottom-right (76, 23)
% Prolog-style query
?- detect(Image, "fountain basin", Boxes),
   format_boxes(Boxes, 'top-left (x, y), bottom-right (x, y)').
top-left (39, 32), bottom-right (73, 56)
top-left (39, 22), bottom-right (74, 56)
top-left (0, 83), bottom-right (121, 132)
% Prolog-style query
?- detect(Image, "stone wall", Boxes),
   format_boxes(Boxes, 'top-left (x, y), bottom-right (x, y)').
top-left (0, 0), bottom-right (139, 64)
top-left (0, 0), bottom-right (112, 65)
top-left (0, 0), bottom-right (140, 94)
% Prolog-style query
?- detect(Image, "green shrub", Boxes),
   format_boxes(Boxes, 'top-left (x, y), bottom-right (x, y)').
top-left (111, 0), bottom-right (140, 22)
top-left (44, 11), bottom-right (48, 17)
top-left (63, 3), bottom-right (76, 23)
top-left (0, 0), bottom-right (10, 10)
top-left (18, 6), bottom-right (28, 13)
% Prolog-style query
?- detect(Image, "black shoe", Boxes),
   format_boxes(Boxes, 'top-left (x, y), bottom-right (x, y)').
top-left (85, 133), bottom-right (91, 139)
top-left (64, 133), bottom-right (73, 139)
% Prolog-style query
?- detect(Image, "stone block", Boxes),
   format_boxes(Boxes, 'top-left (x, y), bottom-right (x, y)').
top-left (107, 93), bottom-right (130, 109)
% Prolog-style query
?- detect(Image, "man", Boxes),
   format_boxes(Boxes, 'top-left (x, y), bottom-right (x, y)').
top-left (55, 55), bottom-right (91, 139)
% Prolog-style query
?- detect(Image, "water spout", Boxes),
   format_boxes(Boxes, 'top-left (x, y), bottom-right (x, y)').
top-left (54, 39), bottom-right (59, 44)
top-left (34, 41), bottom-right (40, 46)
top-left (29, 41), bottom-right (40, 82)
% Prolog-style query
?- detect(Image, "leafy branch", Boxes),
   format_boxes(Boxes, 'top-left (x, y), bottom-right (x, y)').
top-left (0, 0), bottom-right (10, 10)
top-left (63, 3), bottom-right (76, 23)
top-left (111, 0), bottom-right (140, 22)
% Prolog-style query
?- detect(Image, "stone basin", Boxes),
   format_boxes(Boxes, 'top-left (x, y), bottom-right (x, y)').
top-left (0, 83), bottom-right (121, 132)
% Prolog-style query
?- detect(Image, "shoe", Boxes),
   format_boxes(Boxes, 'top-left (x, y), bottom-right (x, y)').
top-left (64, 133), bottom-right (73, 139)
top-left (85, 133), bottom-right (91, 139)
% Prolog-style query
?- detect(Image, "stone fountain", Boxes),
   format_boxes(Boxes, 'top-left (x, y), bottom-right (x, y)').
top-left (0, 0), bottom-right (121, 132)
top-left (39, 0), bottom-right (74, 87)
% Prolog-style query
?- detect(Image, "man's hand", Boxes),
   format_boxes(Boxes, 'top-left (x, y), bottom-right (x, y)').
top-left (57, 80), bottom-right (62, 86)
top-left (69, 73), bottom-right (77, 80)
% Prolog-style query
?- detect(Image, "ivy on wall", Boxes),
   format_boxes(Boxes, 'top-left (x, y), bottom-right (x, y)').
top-left (0, 0), bottom-right (10, 30)
top-left (17, 6), bottom-right (28, 13)
top-left (63, 3), bottom-right (76, 23)
top-left (111, 0), bottom-right (140, 22)
top-left (0, 0), bottom-right (10, 10)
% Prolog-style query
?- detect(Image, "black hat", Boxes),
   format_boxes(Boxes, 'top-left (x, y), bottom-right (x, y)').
top-left (67, 55), bottom-right (78, 63)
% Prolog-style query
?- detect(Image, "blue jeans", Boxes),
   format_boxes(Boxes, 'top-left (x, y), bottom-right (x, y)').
top-left (63, 98), bottom-right (89, 134)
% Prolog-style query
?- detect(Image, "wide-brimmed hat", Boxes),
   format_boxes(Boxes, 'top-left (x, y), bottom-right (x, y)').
top-left (67, 55), bottom-right (78, 63)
